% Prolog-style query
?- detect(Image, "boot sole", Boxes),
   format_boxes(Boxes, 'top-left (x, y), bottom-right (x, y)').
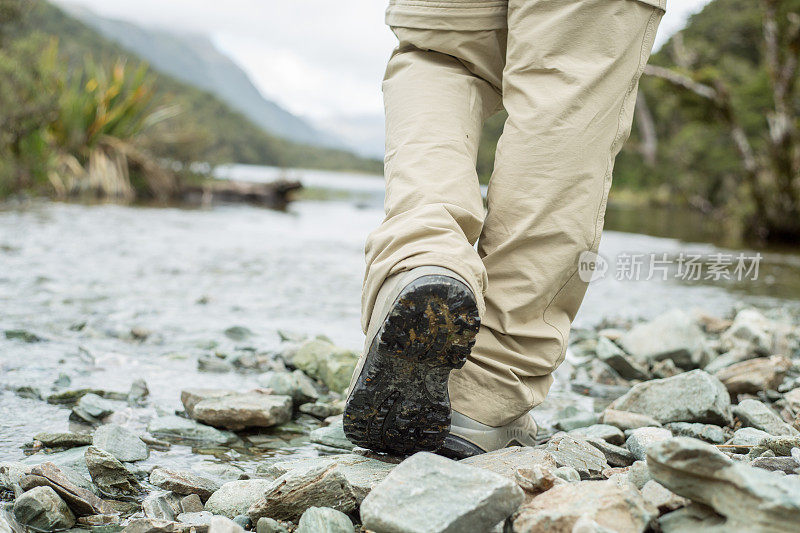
top-left (344, 274), bottom-right (480, 455)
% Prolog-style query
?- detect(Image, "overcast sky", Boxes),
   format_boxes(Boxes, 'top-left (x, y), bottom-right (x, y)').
top-left (55, 0), bottom-right (712, 122)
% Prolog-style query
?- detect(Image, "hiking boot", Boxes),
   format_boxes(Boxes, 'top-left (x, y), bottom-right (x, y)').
top-left (344, 266), bottom-right (480, 455)
top-left (439, 410), bottom-right (539, 458)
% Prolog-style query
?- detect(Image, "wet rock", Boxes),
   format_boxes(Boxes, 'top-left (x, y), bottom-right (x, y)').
top-left (5, 329), bottom-right (43, 343)
top-left (599, 409), bottom-right (662, 431)
top-left (19, 463), bottom-right (114, 516)
top-left (568, 424), bottom-right (625, 446)
top-left (13, 486), bottom-right (75, 532)
top-left (257, 371), bottom-right (319, 405)
top-left (197, 356), bottom-right (233, 373)
top-left (204, 480), bottom-right (274, 519)
top-left (583, 438), bottom-right (635, 467)
top-left (208, 516), bottom-right (245, 533)
top-left (640, 480), bottom-right (690, 513)
top-left (224, 326), bottom-right (253, 341)
top-left (299, 401), bottom-right (343, 419)
top-left (32, 433), bottom-right (93, 450)
top-left (609, 370), bottom-right (732, 425)
top-left (544, 434), bottom-right (609, 479)
top-left (123, 517), bottom-right (183, 533)
top-left (296, 507), bottom-right (353, 533)
top-left (149, 468), bottom-right (220, 502)
top-left (646, 437), bottom-right (800, 532)
top-left (288, 339), bottom-right (358, 393)
top-left (719, 308), bottom-right (773, 355)
top-left (255, 517), bottom-right (288, 533)
top-left (147, 415), bottom-right (237, 445)
top-left (360, 452), bottom-right (523, 533)
top-left (750, 456), bottom-right (799, 474)
top-left (595, 337), bottom-right (649, 380)
top-left (180, 390), bottom-right (238, 418)
top-left (733, 399), bottom-right (798, 436)
top-left (84, 447), bottom-right (140, 499)
top-left (72, 394), bottom-right (116, 424)
top-left (665, 422), bottom-right (728, 444)
top-left (142, 492), bottom-right (183, 521)
top-left (185, 390), bottom-right (292, 431)
top-left (76, 514), bottom-right (120, 527)
top-left (247, 462), bottom-right (360, 522)
top-left (619, 310), bottom-right (710, 369)
top-left (512, 477), bottom-right (656, 533)
top-left (261, 454), bottom-right (394, 503)
top-left (715, 355), bottom-right (791, 395)
top-left (191, 462), bottom-right (245, 483)
top-left (128, 379), bottom-right (149, 405)
top-left (92, 425), bottom-right (148, 462)
top-left (1, 462), bottom-right (30, 498)
top-left (626, 427), bottom-right (673, 462)
top-left (308, 421), bottom-right (353, 451)
top-left (460, 447), bottom-right (558, 482)
top-left (21, 447), bottom-right (91, 480)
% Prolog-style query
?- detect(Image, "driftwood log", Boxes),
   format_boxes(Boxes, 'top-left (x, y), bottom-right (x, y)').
top-left (181, 179), bottom-right (302, 210)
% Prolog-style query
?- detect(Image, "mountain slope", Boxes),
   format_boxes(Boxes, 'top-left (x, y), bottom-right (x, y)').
top-left (22, 1), bottom-right (381, 174)
top-left (60, 4), bottom-right (338, 148)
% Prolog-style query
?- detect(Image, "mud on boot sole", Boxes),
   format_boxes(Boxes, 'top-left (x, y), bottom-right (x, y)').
top-left (343, 274), bottom-right (480, 455)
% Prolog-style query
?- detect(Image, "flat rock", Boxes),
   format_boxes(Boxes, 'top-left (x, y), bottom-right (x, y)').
top-left (659, 503), bottom-right (732, 532)
top-left (626, 427), bottom-right (673, 462)
top-left (176, 511), bottom-right (213, 532)
top-left (665, 422), bottom-right (728, 444)
top-left (609, 370), bottom-right (732, 425)
top-left (460, 447), bottom-right (558, 482)
top-left (149, 468), bottom-right (220, 502)
top-left (180, 390), bottom-right (236, 418)
top-left (544, 434), bottom-right (609, 479)
top-left (208, 516), bottom-right (245, 533)
top-left (719, 308), bottom-right (773, 355)
top-left (360, 452), bottom-right (523, 533)
top-left (147, 416), bottom-right (237, 445)
top-left (715, 355), bottom-right (791, 395)
top-left (33, 433), bottom-right (93, 450)
top-left (189, 391), bottom-right (292, 431)
top-left (13, 486), bottom-right (76, 532)
top-left (568, 424), bottom-right (625, 446)
top-left (646, 437), bottom-right (800, 533)
top-left (308, 422), bottom-right (353, 451)
top-left (257, 454), bottom-right (394, 503)
top-left (191, 462), bottom-right (245, 483)
top-left (640, 480), bottom-right (690, 513)
top-left (142, 492), bottom-right (183, 521)
top-left (1, 462), bottom-right (30, 498)
top-left (84, 447), bottom-right (140, 499)
top-left (733, 399), bottom-right (797, 436)
top-left (757, 435), bottom-right (800, 456)
top-left (72, 394), bottom-right (117, 424)
top-left (295, 507), bottom-right (353, 533)
top-left (619, 310), bottom-right (709, 368)
top-left (512, 477), bottom-right (656, 533)
top-left (727, 427), bottom-right (771, 447)
top-left (21, 447), bottom-right (91, 480)
top-left (93, 425), bottom-right (149, 462)
top-left (584, 438), bottom-right (635, 467)
top-left (750, 456), bottom-right (799, 474)
top-left (204, 480), bottom-right (274, 518)
top-left (19, 462), bottom-right (114, 516)
top-left (599, 409), bottom-right (662, 431)
top-left (247, 462), bottom-right (360, 522)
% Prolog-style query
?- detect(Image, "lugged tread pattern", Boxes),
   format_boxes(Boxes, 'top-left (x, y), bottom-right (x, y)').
top-left (344, 275), bottom-right (480, 456)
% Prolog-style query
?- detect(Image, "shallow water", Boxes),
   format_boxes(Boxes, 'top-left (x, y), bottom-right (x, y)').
top-left (2, 165), bottom-right (799, 468)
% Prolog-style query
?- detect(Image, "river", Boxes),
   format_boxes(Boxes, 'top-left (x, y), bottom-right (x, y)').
top-left (2, 165), bottom-right (799, 469)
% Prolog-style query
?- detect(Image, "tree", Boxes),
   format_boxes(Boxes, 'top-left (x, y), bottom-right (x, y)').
top-left (645, 0), bottom-right (800, 243)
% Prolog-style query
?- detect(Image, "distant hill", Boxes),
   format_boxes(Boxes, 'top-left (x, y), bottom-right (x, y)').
top-left (60, 5), bottom-right (340, 149)
top-left (24, 1), bottom-right (381, 174)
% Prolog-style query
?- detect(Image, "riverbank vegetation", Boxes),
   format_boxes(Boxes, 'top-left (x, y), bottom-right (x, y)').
top-left (0, 0), bottom-right (381, 202)
top-left (478, 0), bottom-right (800, 245)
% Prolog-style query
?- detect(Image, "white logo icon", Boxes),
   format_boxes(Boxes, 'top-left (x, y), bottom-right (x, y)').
top-left (578, 251), bottom-right (608, 282)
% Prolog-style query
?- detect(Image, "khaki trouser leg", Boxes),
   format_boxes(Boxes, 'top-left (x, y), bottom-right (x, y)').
top-left (361, 26), bottom-right (506, 333)
top-left (365, 0), bottom-right (665, 427)
top-left (450, 0), bottom-right (665, 426)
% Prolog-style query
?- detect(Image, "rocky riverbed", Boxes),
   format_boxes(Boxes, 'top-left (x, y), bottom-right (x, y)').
top-left (2, 306), bottom-right (800, 532)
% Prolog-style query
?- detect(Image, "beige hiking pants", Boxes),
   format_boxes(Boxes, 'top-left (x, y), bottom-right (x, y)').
top-left (363, 0), bottom-right (665, 426)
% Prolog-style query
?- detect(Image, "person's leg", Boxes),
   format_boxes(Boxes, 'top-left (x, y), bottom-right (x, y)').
top-left (347, 3), bottom-right (508, 454)
top-left (449, 0), bottom-right (665, 426)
